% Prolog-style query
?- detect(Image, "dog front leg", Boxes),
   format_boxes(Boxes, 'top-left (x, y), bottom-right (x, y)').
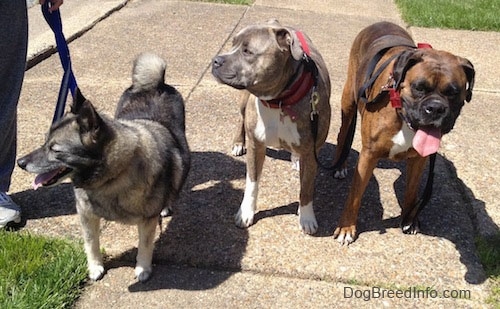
top-left (135, 217), bottom-right (158, 282)
top-left (79, 212), bottom-right (104, 281)
top-left (298, 153), bottom-right (318, 234)
top-left (400, 155), bottom-right (428, 234)
top-left (235, 139), bottom-right (266, 228)
top-left (232, 91), bottom-right (250, 156)
top-left (333, 148), bottom-right (378, 244)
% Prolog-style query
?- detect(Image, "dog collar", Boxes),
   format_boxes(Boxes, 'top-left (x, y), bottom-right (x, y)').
top-left (260, 67), bottom-right (314, 108)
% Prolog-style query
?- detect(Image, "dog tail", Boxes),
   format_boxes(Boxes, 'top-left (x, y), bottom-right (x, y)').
top-left (131, 52), bottom-right (166, 92)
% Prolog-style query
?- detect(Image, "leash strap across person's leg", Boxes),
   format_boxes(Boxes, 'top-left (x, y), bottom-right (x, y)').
top-left (41, 2), bottom-right (78, 124)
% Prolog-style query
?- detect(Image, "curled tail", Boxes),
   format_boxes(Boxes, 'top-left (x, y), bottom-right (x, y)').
top-left (131, 52), bottom-right (166, 92)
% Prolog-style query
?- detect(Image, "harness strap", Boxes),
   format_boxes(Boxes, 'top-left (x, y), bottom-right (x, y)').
top-left (358, 35), bottom-right (416, 104)
top-left (41, 2), bottom-right (78, 124)
top-left (400, 153), bottom-right (436, 230)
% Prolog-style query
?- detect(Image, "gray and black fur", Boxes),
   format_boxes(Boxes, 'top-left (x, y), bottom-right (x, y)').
top-left (17, 52), bottom-right (190, 282)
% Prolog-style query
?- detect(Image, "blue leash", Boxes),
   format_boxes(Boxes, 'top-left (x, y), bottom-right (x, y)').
top-left (41, 2), bottom-right (78, 124)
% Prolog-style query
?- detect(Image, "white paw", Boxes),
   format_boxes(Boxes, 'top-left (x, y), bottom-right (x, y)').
top-left (231, 144), bottom-right (246, 156)
top-left (135, 266), bottom-right (152, 282)
top-left (334, 168), bottom-right (348, 179)
top-left (336, 232), bottom-right (355, 245)
top-left (160, 207), bottom-right (170, 217)
top-left (235, 208), bottom-right (254, 228)
top-left (88, 264), bottom-right (105, 281)
top-left (290, 153), bottom-right (300, 171)
top-left (298, 203), bottom-right (318, 235)
top-left (402, 221), bottom-right (420, 235)
top-left (333, 226), bottom-right (356, 245)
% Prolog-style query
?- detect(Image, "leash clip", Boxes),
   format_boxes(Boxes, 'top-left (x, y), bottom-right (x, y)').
top-left (381, 73), bottom-right (395, 92)
top-left (310, 88), bottom-right (320, 120)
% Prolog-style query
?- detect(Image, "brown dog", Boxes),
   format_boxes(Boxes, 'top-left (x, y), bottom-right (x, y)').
top-left (333, 22), bottom-right (475, 244)
top-left (211, 20), bottom-right (331, 234)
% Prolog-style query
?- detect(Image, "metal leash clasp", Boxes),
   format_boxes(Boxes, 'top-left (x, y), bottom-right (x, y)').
top-left (310, 87), bottom-right (320, 121)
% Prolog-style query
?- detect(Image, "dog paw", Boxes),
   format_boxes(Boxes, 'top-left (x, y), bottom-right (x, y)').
top-left (88, 264), bottom-right (105, 281)
top-left (235, 208), bottom-right (254, 228)
top-left (333, 168), bottom-right (348, 179)
top-left (333, 226), bottom-right (356, 245)
top-left (160, 207), bottom-right (173, 218)
top-left (401, 219), bottom-right (420, 235)
top-left (298, 203), bottom-right (318, 235)
top-left (231, 144), bottom-right (246, 156)
top-left (135, 266), bottom-right (152, 282)
top-left (290, 153), bottom-right (300, 171)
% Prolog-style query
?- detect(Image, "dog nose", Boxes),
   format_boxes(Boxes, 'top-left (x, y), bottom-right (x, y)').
top-left (212, 56), bottom-right (224, 69)
top-left (422, 100), bottom-right (447, 117)
top-left (17, 157), bottom-right (27, 169)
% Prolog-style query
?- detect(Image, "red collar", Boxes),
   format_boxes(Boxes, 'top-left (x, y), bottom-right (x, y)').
top-left (260, 68), bottom-right (314, 108)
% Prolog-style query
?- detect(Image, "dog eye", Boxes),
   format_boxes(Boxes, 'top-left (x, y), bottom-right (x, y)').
top-left (242, 47), bottom-right (253, 56)
top-left (442, 84), bottom-right (460, 97)
top-left (411, 80), bottom-right (430, 96)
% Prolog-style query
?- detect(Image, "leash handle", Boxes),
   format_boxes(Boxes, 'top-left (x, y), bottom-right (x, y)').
top-left (41, 2), bottom-right (78, 124)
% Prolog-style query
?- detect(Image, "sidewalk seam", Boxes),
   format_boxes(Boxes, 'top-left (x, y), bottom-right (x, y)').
top-left (26, 0), bottom-right (131, 71)
top-left (185, 4), bottom-right (252, 102)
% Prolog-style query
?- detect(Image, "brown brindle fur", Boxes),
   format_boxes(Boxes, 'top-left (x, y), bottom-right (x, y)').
top-left (333, 22), bottom-right (474, 244)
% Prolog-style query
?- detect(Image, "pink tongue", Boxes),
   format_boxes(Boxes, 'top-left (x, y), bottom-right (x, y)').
top-left (32, 170), bottom-right (60, 190)
top-left (413, 127), bottom-right (442, 157)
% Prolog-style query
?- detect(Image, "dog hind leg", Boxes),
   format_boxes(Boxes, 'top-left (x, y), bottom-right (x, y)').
top-left (135, 217), bottom-right (157, 282)
top-left (232, 91), bottom-right (250, 156)
top-left (334, 79), bottom-right (357, 179)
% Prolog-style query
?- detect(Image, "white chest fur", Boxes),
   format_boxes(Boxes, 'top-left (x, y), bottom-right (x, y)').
top-left (253, 98), bottom-right (301, 149)
top-left (389, 123), bottom-right (415, 158)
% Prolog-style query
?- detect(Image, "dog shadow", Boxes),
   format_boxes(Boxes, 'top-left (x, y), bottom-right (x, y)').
top-left (11, 145), bottom-right (494, 287)
top-left (12, 182), bottom-right (76, 226)
top-left (308, 143), bottom-right (494, 285)
top-left (105, 151), bottom-right (249, 292)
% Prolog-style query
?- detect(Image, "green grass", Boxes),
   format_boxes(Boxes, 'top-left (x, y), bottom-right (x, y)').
top-left (0, 231), bottom-right (88, 309)
top-left (475, 234), bottom-right (500, 305)
top-left (395, 0), bottom-right (500, 31)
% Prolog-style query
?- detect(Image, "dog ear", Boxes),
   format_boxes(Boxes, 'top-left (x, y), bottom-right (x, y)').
top-left (392, 49), bottom-right (423, 88)
top-left (459, 57), bottom-right (475, 102)
top-left (71, 88), bottom-right (87, 114)
top-left (266, 18), bottom-right (281, 26)
top-left (77, 99), bottom-right (106, 148)
top-left (275, 28), bottom-right (304, 61)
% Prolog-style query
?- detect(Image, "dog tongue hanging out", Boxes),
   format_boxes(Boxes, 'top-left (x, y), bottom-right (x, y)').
top-left (413, 126), bottom-right (442, 157)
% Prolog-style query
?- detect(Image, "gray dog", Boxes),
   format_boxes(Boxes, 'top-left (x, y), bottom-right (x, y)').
top-left (212, 20), bottom-right (331, 234)
top-left (17, 53), bottom-right (190, 282)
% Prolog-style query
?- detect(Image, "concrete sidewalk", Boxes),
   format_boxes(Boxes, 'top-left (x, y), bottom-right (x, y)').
top-left (11, 0), bottom-right (500, 307)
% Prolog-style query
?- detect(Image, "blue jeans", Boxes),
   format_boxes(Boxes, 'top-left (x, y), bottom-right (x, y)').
top-left (0, 1), bottom-right (28, 192)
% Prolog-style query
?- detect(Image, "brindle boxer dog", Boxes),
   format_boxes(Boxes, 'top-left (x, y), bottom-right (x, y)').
top-left (333, 21), bottom-right (475, 245)
top-left (211, 20), bottom-right (331, 234)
